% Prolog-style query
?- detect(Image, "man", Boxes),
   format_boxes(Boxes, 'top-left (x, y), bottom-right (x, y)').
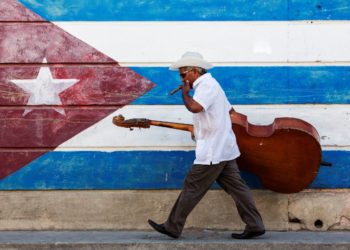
top-left (148, 51), bottom-right (265, 239)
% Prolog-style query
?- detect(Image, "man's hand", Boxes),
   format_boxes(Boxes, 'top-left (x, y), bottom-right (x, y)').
top-left (181, 83), bottom-right (203, 113)
top-left (182, 80), bottom-right (191, 94)
top-left (190, 130), bottom-right (196, 141)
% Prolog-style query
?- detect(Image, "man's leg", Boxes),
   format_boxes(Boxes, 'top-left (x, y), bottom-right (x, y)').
top-left (163, 163), bottom-right (225, 237)
top-left (216, 160), bottom-right (265, 232)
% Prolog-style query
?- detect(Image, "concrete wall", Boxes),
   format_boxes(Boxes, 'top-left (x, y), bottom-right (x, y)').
top-left (0, 189), bottom-right (348, 231)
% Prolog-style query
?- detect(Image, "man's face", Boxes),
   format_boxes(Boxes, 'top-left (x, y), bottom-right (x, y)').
top-left (179, 67), bottom-right (198, 87)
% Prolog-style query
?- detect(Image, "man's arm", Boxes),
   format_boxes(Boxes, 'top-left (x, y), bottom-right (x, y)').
top-left (182, 81), bottom-right (203, 113)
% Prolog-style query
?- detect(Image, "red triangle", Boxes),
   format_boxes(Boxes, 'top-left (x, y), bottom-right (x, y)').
top-left (0, 0), bottom-right (155, 179)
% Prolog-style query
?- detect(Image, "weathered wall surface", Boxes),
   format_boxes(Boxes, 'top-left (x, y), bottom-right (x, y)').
top-left (0, 0), bottom-right (349, 231)
top-left (0, 190), bottom-right (348, 231)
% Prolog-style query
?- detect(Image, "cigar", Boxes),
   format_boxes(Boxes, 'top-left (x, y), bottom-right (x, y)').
top-left (169, 85), bottom-right (182, 95)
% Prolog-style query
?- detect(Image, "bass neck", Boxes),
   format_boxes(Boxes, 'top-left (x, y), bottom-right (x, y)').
top-left (149, 120), bottom-right (193, 132)
top-left (113, 115), bottom-right (193, 132)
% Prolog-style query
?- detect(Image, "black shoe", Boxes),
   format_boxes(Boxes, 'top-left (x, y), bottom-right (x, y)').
top-left (148, 219), bottom-right (179, 239)
top-left (231, 230), bottom-right (265, 239)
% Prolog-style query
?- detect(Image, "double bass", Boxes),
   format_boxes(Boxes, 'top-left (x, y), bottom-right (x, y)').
top-left (112, 111), bottom-right (330, 194)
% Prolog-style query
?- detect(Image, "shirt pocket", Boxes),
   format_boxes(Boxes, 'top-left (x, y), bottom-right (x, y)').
top-left (195, 139), bottom-right (209, 162)
top-left (222, 134), bottom-right (236, 156)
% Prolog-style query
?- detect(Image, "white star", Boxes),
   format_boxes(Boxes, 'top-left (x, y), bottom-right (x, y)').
top-left (11, 58), bottom-right (79, 116)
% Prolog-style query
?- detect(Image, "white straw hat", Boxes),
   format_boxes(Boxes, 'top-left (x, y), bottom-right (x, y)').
top-left (169, 51), bottom-right (213, 70)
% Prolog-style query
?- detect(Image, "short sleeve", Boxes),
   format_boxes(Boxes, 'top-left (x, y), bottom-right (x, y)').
top-left (193, 81), bottom-right (218, 111)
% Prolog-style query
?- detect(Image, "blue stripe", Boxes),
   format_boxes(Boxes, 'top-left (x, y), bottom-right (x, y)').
top-left (131, 66), bottom-right (350, 105)
top-left (0, 150), bottom-right (347, 190)
top-left (18, 0), bottom-right (350, 21)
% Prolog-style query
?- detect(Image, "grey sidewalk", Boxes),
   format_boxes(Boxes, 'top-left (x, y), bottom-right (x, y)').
top-left (0, 230), bottom-right (349, 250)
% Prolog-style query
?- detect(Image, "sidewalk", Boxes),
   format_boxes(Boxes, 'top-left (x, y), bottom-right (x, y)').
top-left (0, 230), bottom-right (348, 250)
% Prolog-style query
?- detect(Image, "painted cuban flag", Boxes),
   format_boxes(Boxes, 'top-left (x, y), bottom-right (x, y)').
top-left (0, 0), bottom-right (155, 185)
top-left (0, 0), bottom-right (349, 189)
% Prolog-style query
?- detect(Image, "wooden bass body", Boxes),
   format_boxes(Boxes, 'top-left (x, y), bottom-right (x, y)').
top-left (230, 112), bottom-right (321, 193)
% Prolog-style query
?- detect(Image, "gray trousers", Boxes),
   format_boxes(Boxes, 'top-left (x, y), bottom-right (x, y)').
top-left (164, 159), bottom-right (265, 237)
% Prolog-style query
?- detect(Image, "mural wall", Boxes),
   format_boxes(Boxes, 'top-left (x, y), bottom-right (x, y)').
top-left (0, 0), bottom-right (349, 192)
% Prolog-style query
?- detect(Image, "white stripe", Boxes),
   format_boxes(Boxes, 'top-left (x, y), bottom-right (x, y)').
top-left (55, 104), bottom-right (350, 151)
top-left (54, 21), bottom-right (350, 65)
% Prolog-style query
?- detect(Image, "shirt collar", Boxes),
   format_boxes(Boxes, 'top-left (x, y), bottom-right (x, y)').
top-left (193, 73), bottom-right (211, 89)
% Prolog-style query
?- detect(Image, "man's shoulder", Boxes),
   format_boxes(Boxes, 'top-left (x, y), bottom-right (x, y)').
top-left (198, 74), bottom-right (220, 88)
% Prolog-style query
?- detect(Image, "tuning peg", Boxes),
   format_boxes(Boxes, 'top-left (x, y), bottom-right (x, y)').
top-left (116, 114), bottom-right (125, 121)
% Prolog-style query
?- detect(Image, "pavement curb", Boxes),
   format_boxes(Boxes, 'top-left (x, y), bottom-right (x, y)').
top-left (0, 230), bottom-right (348, 250)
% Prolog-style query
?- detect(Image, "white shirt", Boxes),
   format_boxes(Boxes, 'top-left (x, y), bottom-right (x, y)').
top-left (192, 73), bottom-right (240, 165)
